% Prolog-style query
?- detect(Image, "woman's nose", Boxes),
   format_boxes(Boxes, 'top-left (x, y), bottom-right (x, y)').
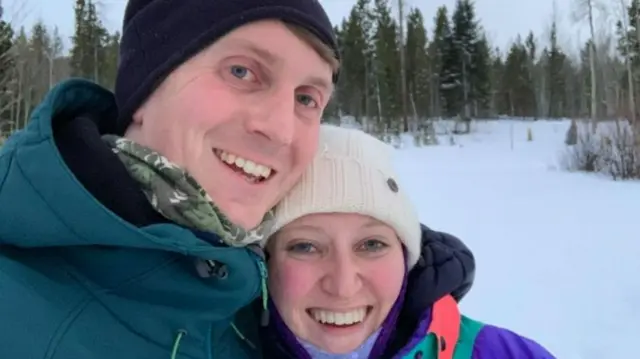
top-left (321, 255), bottom-right (363, 298)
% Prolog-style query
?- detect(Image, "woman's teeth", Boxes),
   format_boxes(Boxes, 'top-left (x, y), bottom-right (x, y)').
top-left (310, 307), bottom-right (368, 326)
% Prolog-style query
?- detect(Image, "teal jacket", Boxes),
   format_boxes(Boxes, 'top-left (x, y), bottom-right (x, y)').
top-left (0, 79), bottom-right (264, 359)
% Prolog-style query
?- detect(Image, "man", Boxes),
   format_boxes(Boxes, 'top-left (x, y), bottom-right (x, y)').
top-left (0, 1), bottom-right (477, 358)
top-left (0, 0), bottom-right (340, 358)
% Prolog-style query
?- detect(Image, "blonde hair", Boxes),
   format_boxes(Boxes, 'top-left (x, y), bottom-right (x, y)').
top-left (286, 24), bottom-right (340, 74)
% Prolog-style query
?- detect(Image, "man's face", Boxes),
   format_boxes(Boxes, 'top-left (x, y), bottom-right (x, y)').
top-left (126, 20), bottom-right (334, 230)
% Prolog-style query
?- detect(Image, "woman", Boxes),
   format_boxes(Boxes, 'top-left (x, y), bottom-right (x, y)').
top-left (259, 125), bottom-right (555, 359)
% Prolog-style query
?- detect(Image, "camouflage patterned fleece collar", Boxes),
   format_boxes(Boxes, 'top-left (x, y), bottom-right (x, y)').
top-left (102, 135), bottom-right (274, 247)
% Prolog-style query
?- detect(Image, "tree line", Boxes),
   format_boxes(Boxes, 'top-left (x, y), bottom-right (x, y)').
top-left (0, 0), bottom-right (118, 135)
top-left (2, 0), bottom-right (640, 137)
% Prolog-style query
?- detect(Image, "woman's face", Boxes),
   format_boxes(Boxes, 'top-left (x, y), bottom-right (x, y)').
top-left (267, 213), bottom-right (405, 354)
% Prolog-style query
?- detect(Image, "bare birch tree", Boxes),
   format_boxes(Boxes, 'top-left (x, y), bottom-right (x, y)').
top-left (572, 0), bottom-right (604, 131)
top-left (618, 0), bottom-right (636, 124)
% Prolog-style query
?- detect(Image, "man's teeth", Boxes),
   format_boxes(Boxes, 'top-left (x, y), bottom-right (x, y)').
top-left (310, 307), bottom-right (367, 326)
top-left (216, 150), bottom-right (273, 179)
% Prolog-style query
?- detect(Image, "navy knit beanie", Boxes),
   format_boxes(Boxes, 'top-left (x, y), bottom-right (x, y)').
top-left (114, 0), bottom-right (339, 134)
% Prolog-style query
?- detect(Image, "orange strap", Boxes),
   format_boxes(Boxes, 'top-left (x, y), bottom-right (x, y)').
top-left (426, 295), bottom-right (461, 359)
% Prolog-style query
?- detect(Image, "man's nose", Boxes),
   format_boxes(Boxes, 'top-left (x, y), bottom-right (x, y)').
top-left (245, 91), bottom-right (296, 147)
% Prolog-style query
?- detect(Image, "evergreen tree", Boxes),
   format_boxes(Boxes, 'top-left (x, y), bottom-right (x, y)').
top-left (524, 31), bottom-right (541, 118)
top-left (49, 26), bottom-right (68, 85)
top-left (433, 6), bottom-right (456, 117)
top-left (616, 0), bottom-right (640, 116)
top-left (502, 37), bottom-right (535, 116)
top-left (440, 0), bottom-right (486, 119)
top-left (0, 14), bottom-right (14, 125)
top-left (562, 56), bottom-right (580, 117)
top-left (70, 0), bottom-right (109, 85)
top-left (489, 47), bottom-right (505, 115)
top-left (452, 0), bottom-right (475, 118)
top-left (472, 33), bottom-right (491, 116)
top-left (11, 27), bottom-right (31, 128)
top-left (429, 6), bottom-right (450, 118)
top-left (341, 0), bottom-right (372, 122)
top-left (372, 0), bottom-right (401, 131)
top-left (449, 0), bottom-right (489, 118)
top-left (546, 21), bottom-right (566, 118)
top-left (0, 16), bottom-right (14, 91)
top-left (100, 32), bottom-right (120, 91)
top-left (324, 23), bottom-right (344, 121)
top-left (405, 8), bottom-right (429, 119)
top-left (617, 0), bottom-right (640, 69)
top-left (28, 21), bottom-right (52, 100)
top-left (70, 0), bottom-right (89, 78)
top-left (580, 40), bottom-right (593, 117)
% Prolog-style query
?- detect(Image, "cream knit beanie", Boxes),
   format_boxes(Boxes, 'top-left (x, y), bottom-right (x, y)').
top-left (267, 125), bottom-right (422, 269)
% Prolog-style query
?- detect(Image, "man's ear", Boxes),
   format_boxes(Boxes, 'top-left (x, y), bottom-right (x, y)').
top-left (131, 105), bottom-right (145, 125)
top-left (124, 100), bottom-right (149, 138)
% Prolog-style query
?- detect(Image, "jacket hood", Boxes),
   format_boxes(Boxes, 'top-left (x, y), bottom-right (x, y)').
top-left (0, 78), bottom-right (218, 254)
top-left (382, 224), bottom-right (475, 356)
top-left (404, 224), bottom-right (475, 311)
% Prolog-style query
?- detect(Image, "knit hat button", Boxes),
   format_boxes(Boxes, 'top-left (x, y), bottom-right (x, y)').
top-left (387, 178), bottom-right (398, 192)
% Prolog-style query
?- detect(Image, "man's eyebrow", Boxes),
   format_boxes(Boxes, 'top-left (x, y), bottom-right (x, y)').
top-left (221, 39), bottom-right (333, 91)
top-left (307, 75), bottom-right (332, 92)
top-left (221, 39), bottom-right (281, 66)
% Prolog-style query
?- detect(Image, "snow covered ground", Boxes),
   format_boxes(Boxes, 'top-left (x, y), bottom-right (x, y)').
top-left (393, 119), bottom-right (640, 358)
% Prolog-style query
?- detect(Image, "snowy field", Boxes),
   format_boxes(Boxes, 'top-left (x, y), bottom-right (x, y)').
top-left (393, 119), bottom-right (640, 358)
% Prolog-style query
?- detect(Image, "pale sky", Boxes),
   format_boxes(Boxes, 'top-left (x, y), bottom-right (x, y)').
top-left (7, 0), bottom-right (607, 55)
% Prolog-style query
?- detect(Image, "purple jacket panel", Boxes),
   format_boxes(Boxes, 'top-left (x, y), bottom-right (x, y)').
top-left (393, 306), bottom-right (556, 359)
top-left (472, 324), bottom-right (556, 359)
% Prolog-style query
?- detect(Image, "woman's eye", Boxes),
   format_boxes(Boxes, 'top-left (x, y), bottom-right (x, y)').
top-left (359, 239), bottom-right (388, 252)
top-left (296, 94), bottom-right (318, 108)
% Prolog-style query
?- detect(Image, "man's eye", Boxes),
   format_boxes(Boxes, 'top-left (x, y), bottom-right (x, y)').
top-left (230, 65), bottom-right (255, 81)
top-left (286, 242), bottom-right (317, 253)
top-left (296, 94), bottom-right (318, 108)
